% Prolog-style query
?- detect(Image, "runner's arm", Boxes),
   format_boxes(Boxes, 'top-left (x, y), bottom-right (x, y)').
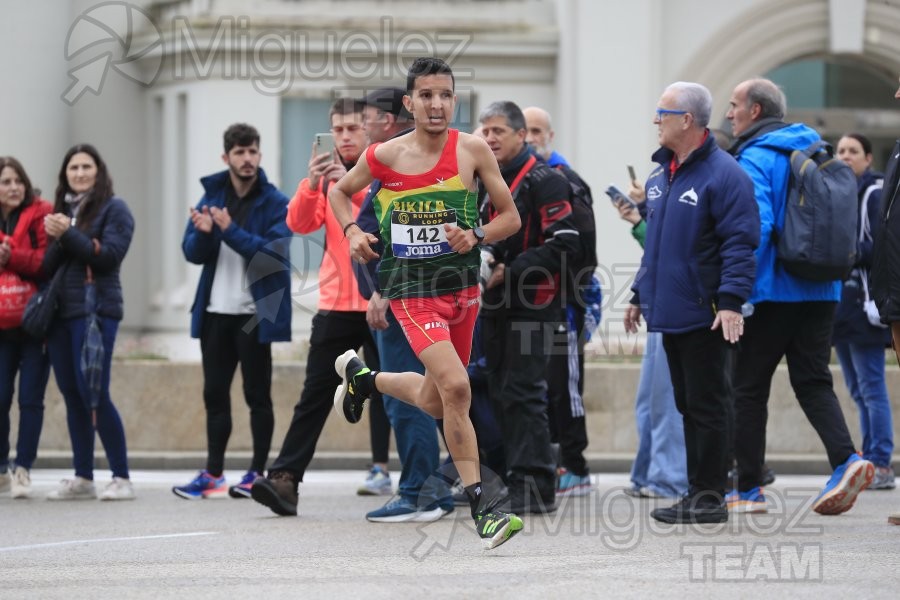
top-left (329, 156), bottom-right (380, 263)
top-left (473, 139), bottom-right (520, 244)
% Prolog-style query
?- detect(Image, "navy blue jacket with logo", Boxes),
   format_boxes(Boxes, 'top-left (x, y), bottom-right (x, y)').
top-left (632, 133), bottom-right (760, 334)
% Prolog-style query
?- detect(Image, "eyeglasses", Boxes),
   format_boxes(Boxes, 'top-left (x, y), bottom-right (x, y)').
top-left (655, 108), bottom-right (689, 120)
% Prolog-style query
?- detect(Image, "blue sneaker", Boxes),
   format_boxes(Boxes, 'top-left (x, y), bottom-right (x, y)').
top-left (228, 470), bottom-right (260, 499)
top-left (812, 454), bottom-right (874, 515)
top-left (422, 498), bottom-right (455, 522)
top-left (366, 496), bottom-right (451, 523)
top-left (357, 465), bottom-right (392, 496)
top-left (366, 497), bottom-right (419, 522)
top-left (725, 487), bottom-right (767, 513)
top-left (172, 470), bottom-right (227, 500)
top-left (556, 468), bottom-right (592, 497)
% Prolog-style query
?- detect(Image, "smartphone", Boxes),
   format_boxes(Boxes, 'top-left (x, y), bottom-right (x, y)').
top-left (627, 165), bottom-right (637, 182)
top-left (605, 184), bottom-right (637, 210)
top-left (314, 132), bottom-right (335, 155)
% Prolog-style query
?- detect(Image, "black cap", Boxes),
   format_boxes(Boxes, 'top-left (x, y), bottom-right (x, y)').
top-left (361, 87), bottom-right (411, 120)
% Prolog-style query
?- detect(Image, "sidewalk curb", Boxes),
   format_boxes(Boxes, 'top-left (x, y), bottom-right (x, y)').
top-left (32, 451), bottom-right (842, 475)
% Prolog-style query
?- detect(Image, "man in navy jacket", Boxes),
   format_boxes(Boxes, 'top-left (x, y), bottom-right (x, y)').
top-left (625, 82), bottom-right (759, 524)
top-left (177, 123), bottom-right (292, 500)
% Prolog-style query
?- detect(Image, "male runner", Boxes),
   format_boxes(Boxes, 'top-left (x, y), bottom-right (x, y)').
top-left (329, 57), bottom-right (523, 549)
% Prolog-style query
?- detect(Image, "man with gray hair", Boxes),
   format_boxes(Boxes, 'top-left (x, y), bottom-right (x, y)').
top-left (624, 82), bottom-right (760, 524)
top-left (726, 77), bottom-right (873, 516)
top-left (478, 100), bottom-right (581, 513)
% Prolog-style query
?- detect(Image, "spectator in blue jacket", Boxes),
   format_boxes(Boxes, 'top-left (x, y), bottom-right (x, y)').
top-left (726, 78), bottom-right (872, 516)
top-left (616, 178), bottom-right (688, 500)
top-left (175, 123), bottom-right (292, 501)
top-left (43, 144), bottom-right (136, 501)
top-left (624, 81), bottom-right (759, 525)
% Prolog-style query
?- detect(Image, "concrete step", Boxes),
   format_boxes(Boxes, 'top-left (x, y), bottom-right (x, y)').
top-left (11, 361), bottom-right (899, 463)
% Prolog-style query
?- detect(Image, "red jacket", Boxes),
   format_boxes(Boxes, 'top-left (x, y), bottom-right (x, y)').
top-left (1, 198), bottom-right (53, 280)
top-left (287, 179), bottom-right (369, 312)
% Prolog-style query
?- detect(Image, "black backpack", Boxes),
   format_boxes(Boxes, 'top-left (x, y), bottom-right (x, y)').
top-left (775, 140), bottom-right (858, 281)
top-left (554, 164), bottom-right (598, 295)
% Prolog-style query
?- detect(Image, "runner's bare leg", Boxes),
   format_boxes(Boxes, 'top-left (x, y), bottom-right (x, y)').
top-left (373, 340), bottom-right (479, 486)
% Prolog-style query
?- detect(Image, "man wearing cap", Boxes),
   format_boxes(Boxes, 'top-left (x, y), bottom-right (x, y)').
top-left (250, 98), bottom-right (387, 516)
top-left (351, 87), bottom-right (455, 522)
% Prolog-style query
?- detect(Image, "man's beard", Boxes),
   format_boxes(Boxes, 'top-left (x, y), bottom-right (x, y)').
top-left (231, 164), bottom-right (257, 181)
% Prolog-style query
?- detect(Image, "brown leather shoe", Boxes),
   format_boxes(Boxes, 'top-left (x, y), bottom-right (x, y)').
top-left (251, 471), bottom-right (298, 516)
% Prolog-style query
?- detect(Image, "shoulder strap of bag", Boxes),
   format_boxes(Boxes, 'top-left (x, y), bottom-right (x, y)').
top-left (860, 179), bottom-right (884, 243)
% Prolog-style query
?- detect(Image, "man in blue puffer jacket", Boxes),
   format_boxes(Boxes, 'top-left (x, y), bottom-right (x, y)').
top-left (625, 81), bottom-right (759, 525)
top-left (177, 123), bottom-right (292, 501)
top-left (725, 78), bottom-right (872, 517)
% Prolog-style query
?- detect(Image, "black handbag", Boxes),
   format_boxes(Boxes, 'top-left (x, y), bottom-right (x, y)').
top-left (21, 262), bottom-right (68, 338)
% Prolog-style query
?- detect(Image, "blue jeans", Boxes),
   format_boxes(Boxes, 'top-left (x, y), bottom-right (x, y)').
top-left (835, 342), bottom-right (894, 467)
top-left (375, 312), bottom-right (441, 505)
top-left (0, 335), bottom-right (51, 471)
top-left (629, 332), bottom-right (688, 497)
top-left (47, 316), bottom-right (129, 480)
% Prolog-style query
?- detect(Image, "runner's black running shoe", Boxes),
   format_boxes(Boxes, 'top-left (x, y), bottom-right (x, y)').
top-left (333, 349), bottom-right (372, 424)
top-left (474, 510), bottom-right (524, 550)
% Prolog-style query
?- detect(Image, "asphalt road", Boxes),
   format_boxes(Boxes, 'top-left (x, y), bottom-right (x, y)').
top-left (2, 470), bottom-right (899, 599)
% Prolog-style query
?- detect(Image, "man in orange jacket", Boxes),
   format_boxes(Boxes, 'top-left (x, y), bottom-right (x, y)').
top-left (251, 98), bottom-right (389, 515)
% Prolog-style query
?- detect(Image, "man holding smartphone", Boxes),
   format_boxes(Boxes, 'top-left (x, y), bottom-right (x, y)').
top-left (250, 98), bottom-right (389, 515)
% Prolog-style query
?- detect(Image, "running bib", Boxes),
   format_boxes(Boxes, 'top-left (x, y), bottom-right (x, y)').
top-left (390, 209), bottom-right (456, 259)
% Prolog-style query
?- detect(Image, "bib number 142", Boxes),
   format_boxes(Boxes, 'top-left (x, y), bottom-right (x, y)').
top-left (390, 209), bottom-right (456, 259)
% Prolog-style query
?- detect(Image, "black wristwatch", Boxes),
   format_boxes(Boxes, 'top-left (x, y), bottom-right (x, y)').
top-left (472, 226), bottom-right (486, 245)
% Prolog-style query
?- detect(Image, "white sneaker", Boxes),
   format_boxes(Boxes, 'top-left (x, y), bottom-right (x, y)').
top-left (100, 477), bottom-right (135, 501)
top-left (47, 477), bottom-right (97, 500)
top-left (0, 468), bottom-right (9, 494)
top-left (11, 466), bottom-right (32, 499)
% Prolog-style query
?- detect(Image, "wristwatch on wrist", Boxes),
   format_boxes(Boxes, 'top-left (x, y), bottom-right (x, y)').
top-left (472, 226), bottom-right (486, 245)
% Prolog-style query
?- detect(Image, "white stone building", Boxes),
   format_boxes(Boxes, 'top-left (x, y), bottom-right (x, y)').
top-left (4, 0), bottom-right (899, 358)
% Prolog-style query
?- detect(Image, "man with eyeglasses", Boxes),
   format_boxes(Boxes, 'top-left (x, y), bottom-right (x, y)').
top-left (624, 82), bottom-right (759, 524)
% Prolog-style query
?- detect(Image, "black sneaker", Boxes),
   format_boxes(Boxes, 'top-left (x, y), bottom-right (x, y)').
top-left (251, 471), bottom-right (298, 516)
top-left (475, 510), bottom-right (524, 550)
top-left (727, 465), bottom-right (776, 492)
top-left (650, 492), bottom-right (728, 524)
top-left (333, 350), bottom-right (372, 424)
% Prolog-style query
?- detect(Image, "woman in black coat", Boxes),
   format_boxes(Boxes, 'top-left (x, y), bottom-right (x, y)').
top-left (42, 144), bottom-right (136, 502)
top-left (833, 133), bottom-right (894, 491)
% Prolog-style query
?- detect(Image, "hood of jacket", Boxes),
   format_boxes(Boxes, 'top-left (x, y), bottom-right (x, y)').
top-left (737, 122), bottom-right (821, 155)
